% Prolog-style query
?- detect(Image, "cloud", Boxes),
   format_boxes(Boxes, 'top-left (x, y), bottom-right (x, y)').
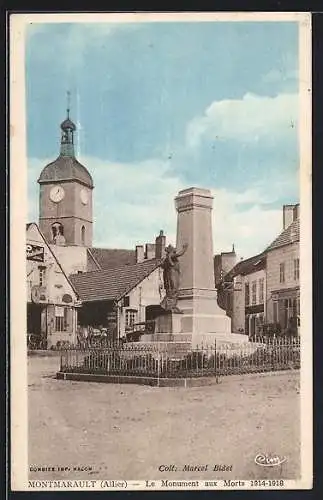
top-left (211, 187), bottom-right (283, 259)
top-left (186, 92), bottom-right (298, 148)
top-left (85, 156), bottom-right (183, 248)
top-left (28, 154), bottom-right (290, 259)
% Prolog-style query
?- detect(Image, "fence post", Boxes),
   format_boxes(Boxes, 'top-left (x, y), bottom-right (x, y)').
top-left (201, 342), bottom-right (204, 377)
top-left (157, 345), bottom-right (160, 387)
top-left (215, 339), bottom-right (219, 384)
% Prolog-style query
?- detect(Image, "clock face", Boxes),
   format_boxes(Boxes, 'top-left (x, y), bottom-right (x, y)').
top-left (80, 188), bottom-right (89, 205)
top-left (50, 185), bottom-right (65, 203)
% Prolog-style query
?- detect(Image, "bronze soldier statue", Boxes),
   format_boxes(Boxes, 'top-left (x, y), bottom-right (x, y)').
top-left (161, 242), bottom-right (188, 311)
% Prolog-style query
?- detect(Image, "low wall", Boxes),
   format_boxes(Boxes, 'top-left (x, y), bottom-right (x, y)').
top-left (56, 369), bottom-right (299, 387)
top-left (28, 350), bottom-right (61, 357)
top-left (56, 372), bottom-right (218, 387)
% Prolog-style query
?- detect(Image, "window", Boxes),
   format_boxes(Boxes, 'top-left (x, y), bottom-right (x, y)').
top-left (126, 309), bottom-right (137, 328)
top-left (233, 276), bottom-right (242, 291)
top-left (64, 307), bottom-right (68, 330)
top-left (55, 306), bottom-right (65, 332)
top-left (250, 316), bottom-right (256, 336)
top-left (259, 278), bottom-right (264, 303)
top-left (273, 302), bottom-right (278, 323)
top-left (294, 258), bottom-right (300, 280)
top-left (283, 299), bottom-right (289, 329)
top-left (245, 316), bottom-right (249, 336)
top-left (81, 225), bottom-right (86, 245)
top-left (245, 283), bottom-right (250, 306)
top-left (256, 314), bottom-right (264, 335)
top-left (279, 263), bottom-right (285, 283)
top-left (55, 317), bottom-right (64, 332)
top-left (52, 222), bottom-right (64, 238)
top-left (38, 266), bottom-right (46, 286)
top-left (51, 222), bottom-right (65, 245)
top-left (252, 281), bottom-right (257, 305)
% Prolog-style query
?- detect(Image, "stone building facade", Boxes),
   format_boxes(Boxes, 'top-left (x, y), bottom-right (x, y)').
top-left (217, 253), bottom-right (266, 336)
top-left (243, 265), bottom-right (266, 337)
top-left (217, 203), bottom-right (300, 337)
top-left (265, 216), bottom-right (300, 333)
top-left (26, 223), bottom-right (80, 348)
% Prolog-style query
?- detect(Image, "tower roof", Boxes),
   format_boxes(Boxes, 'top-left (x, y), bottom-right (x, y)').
top-left (38, 156), bottom-right (93, 187)
top-left (60, 117), bottom-right (76, 131)
top-left (60, 91), bottom-right (76, 131)
top-left (38, 100), bottom-right (93, 188)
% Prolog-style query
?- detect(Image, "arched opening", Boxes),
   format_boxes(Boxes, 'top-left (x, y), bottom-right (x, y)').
top-left (51, 222), bottom-right (65, 245)
top-left (81, 225), bottom-right (86, 245)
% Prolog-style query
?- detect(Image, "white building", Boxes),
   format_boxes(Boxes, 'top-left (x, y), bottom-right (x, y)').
top-left (26, 223), bottom-right (80, 348)
top-left (218, 253), bottom-right (266, 337)
top-left (217, 203), bottom-right (300, 337)
top-left (69, 259), bottom-right (166, 340)
top-left (265, 206), bottom-right (300, 332)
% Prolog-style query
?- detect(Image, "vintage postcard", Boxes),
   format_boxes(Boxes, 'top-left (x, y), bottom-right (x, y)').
top-left (10, 12), bottom-right (312, 491)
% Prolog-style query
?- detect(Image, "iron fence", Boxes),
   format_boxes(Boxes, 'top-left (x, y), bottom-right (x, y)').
top-left (59, 336), bottom-right (300, 380)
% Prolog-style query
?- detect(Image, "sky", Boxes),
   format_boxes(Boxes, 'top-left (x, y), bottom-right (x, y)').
top-left (26, 20), bottom-right (300, 259)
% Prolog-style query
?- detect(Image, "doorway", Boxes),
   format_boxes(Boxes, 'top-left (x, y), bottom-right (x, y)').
top-left (250, 316), bottom-right (256, 337)
top-left (27, 303), bottom-right (42, 335)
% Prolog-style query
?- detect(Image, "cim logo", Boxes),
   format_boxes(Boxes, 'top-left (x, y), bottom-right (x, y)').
top-left (255, 453), bottom-right (287, 467)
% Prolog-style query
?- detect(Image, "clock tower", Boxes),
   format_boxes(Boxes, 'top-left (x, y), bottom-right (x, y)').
top-left (38, 106), bottom-right (93, 247)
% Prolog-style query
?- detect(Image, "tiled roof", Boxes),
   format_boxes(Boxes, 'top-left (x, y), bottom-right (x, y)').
top-left (225, 253), bottom-right (266, 280)
top-left (266, 218), bottom-right (300, 252)
top-left (87, 248), bottom-right (137, 270)
top-left (38, 155), bottom-right (93, 188)
top-left (70, 259), bottom-right (161, 303)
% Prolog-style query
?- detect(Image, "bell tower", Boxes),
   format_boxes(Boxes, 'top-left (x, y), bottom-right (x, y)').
top-left (38, 93), bottom-right (94, 247)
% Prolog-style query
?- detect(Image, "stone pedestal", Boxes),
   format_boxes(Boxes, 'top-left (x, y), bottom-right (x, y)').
top-left (174, 187), bottom-right (233, 346)
top-left (155, 311), bottom-right (183, 334)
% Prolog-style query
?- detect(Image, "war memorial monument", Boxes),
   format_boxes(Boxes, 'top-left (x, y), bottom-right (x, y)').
top-left (141, 187), bottom-right (245, 347)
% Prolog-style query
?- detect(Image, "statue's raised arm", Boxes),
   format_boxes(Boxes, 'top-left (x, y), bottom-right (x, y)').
top-left (175, 242), bottom-right (188, 258)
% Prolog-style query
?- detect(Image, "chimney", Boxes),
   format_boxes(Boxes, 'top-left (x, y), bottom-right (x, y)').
top-left (135, 245), bottom-right (144, 263)
top-left (145, 243), bottom-right (155, 260)
top-left (221, 246), bottom-right (237, 277)
top-left (155, 230), bottom-right (166, 259)
top-left (294, 203), bottom-right (300, 220)
top-left (283, 204), bottom-right (299, 230)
